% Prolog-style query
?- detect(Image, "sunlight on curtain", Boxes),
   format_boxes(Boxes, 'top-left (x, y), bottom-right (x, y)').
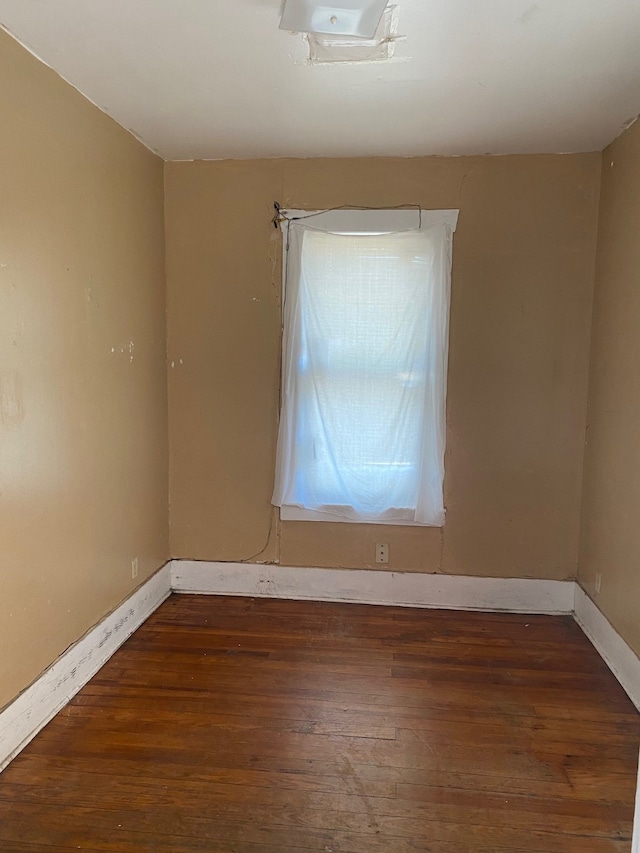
top-left (273, 215), bottom-right (455, 526)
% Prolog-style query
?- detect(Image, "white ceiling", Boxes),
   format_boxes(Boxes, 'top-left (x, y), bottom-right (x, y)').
top-left (1, 0), bottom-right (640, 160)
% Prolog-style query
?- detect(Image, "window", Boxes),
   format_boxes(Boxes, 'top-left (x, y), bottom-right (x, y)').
top-left (272, 208), bottom-right (458, 526)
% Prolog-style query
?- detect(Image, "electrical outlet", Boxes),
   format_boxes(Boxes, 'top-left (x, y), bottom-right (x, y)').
top-left (131, 557), bottom-right (139, 580)
top-left (595, 572), bottom-right (602, 595)
top-left (375, 543), bottom-right (389, 564)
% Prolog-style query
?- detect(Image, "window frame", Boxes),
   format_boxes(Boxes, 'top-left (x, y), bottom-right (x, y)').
top-left (274, 207), bottom-right (459, 526)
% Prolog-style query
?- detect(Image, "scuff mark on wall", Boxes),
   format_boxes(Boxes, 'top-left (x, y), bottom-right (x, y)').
top-left (0, 372), bottom-right (24, 426)
top-left (519, 5), bottom-right (540, 26)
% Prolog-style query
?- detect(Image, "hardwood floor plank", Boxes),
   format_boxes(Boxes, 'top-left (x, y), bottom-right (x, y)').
top-left (0, 798), bottom-right (632, 849)
top-left (59, 699), bottom-right (638, 747)
top-left (0, 775), bottom-right (632, 831)
top-left (87, 665), bottom-right (633, 715)
top-left (57, 707), bottom-right (398, 741)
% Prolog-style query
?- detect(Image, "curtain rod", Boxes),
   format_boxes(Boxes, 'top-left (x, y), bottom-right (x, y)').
top-left (272, 202), bottom-right (423, 229)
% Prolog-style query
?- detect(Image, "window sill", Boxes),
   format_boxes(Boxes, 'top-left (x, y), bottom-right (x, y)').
top-left (279, 504), bottom-right (443, 527)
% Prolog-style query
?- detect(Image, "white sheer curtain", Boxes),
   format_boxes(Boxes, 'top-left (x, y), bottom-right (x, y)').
top-left (272, 209), bottom-right (457, 526)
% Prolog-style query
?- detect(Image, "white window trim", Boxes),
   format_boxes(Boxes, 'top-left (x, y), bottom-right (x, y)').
top-left (280, 505), bottom-right (432, 525)
top-left (281, 208), bottom-right (459, 243)
top-left (275, 207), bottom-right (459, 526)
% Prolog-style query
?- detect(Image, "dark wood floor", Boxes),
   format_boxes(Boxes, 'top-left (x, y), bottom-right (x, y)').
top-left (0, 595), bottom-right (638, 852)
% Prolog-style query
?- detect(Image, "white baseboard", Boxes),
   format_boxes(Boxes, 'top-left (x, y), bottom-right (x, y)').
top-left (574, 584), bottom-right (640, 711)
top-left (0, 563), bottom-right (171, 772)
top-left (634, 760), bottom-right (640, 853)
top-left (170, 560), bottom-right (575, 614)
top-left (574, 585), bottom-right (640, 849)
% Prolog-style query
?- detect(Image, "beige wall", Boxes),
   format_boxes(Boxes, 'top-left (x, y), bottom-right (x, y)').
top-left (165, 154), bottom-right (600, 578)
top-left (578, 120), bottom-right (640, 655)
top-left (0, 30), bottom-right (169, 708)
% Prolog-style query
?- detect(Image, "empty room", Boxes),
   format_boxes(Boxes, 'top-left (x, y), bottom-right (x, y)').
top-left (1, 0), bottom-right (640, 850)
